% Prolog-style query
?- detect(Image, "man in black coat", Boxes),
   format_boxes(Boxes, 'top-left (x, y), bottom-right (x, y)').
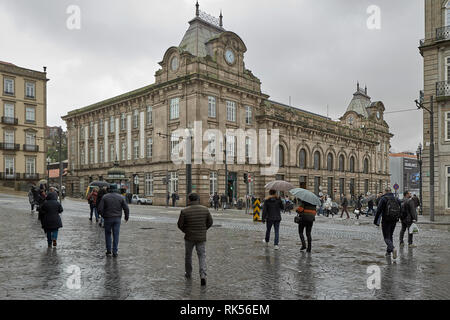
top-left (39, 192), bottom-right (63, 248)
top-left (177, 193), bottom-right (213, 286)
top-left (213, 192), bottom-right (219, 211)
top-left (262, 190), bottom-right (284, 250)
top-left (400, 191), bottom-right (418, 247)
top-left (374, 187), bottom-right (402, 259)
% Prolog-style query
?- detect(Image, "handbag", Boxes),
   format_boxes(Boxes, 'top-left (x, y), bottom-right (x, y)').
top-left (294, 214), bottom-right (302, 224)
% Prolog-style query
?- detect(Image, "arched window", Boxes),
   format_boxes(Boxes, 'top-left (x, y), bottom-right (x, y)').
top-left (339, 155), bottom-right (345, 172)
top-left (279, 145), bottom-right (285, 167)
top-left (364, 158), bottom-right (369, 174)
top-left (350, 156), bottom-right (355, 173)
top-left (299, 149), bottom-right (307, 169)
top-left (314, 151), bottom-right (321, 170)
top-left (327, 153), bottom-right (334, 171)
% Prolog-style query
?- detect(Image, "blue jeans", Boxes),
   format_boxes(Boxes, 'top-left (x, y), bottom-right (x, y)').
top-left (104, 217), bottom-right (121, 254)
top-left (46, 230), bottom-right (58, 244)
top-left (90, 204), bottom-right (98, 220)
top-left (381, 220), bottom-right (397, 253)
top-left (265, 220), bottom-right (280, 245)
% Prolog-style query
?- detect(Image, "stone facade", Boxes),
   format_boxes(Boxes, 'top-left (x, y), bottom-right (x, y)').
top-left (419, 0), bottom-right (450, 215)
top-left (62, 7), bottom-right (392, 206)
top-left (0, 61), bottom-right (47, 189)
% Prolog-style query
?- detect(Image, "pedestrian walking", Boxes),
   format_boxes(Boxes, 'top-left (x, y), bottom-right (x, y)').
top-left (97, 187), bottom-right (130, 257)
top-left (295, 201), bottom-right (316, 253)
top-left (87, 187), bottom-right (99, 222)
top-left (355, 194), bottom-right (363, 219)
top-left (374, 187), bottom-right (402, 259)
top-left (340, 194), bottom-right (350, 219)
top-left (172, 192), bottom-right (178, 207)
top-left (366, 196), bottom-right (375, 217)
top-left (28, 186), bottom-right (36, 213)
top-left (38, 192), bottom-right (63, 248)
top-left (166, 192), bottom-right (170, 207)
top-left (262, 190), bottom-right (284, 250)
top-left (399, 191), bottom-right (418, 247)
top-left (324, 195), bottom-right (333, 217)
top-left (97, 186), bottom-right (108, 227)
top-left (220, 193), bottom-right (227, 211)
top-left (213, 192), bottom-right (219, 211)
top-left (61, 186), bottom-right (66, 200)
top-left (177, 193), bottom-right (213, 286)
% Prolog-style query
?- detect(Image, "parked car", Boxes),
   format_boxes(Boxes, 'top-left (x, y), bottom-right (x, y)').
top-left (131, 194), bottom-right (153, 205)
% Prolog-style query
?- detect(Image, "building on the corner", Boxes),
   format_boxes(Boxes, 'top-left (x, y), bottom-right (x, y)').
top-left (0, 61), bottom-right (48, 190)
top-left (62, 5), bottom-right (393, 206)
top-left (389, 152), bottom-right (420, 198)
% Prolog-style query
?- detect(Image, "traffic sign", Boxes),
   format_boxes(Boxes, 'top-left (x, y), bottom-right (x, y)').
top-left (393, 183), bottom-right (399, 191)
top-left (253, 198), bottom-right (262, 222)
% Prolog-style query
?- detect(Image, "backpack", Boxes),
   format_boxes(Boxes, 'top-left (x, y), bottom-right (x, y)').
top-left (385, 197), bottom-right (401, 222)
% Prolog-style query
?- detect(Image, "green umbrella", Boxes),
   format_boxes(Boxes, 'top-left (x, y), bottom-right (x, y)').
top-left (289, 188), bottom-right (321, 206)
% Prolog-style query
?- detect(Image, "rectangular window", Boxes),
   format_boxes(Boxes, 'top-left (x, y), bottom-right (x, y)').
top-left (121, 142), bottom-right (126, 161)
top-left (110, 116), bottom-right (115, 133)
top-left (245, 136), bottom-right (251, 158)
top-left (226, 135), bottom-right (236, 158)
top-left (446, 112), bottom-right (450, 141)
top-left (26, 157), bottom-right (36, 175)
top-left (25, 132), bottom-right (35, 145)
top-left (80, 150), bottom-right (85, 165)
top-left (25, 82), bottom-right (35, 98)
top-left (147, 138), bottom-right (153, 158)
top-left (99, 145), bottom-right (104, 163)
top-left (208, 96), bottom-right (216, 118)
top-left (89, 148), bottom-right (94, 164)
top-left (245, 106), bottom-right (252, 125)
top-left (339, 178), bottom-right (345, 196)
top-left (89, 121), bottom-right (93, 137)
top-left (25, 106), bottom-right (35, 122)
top-left (121, 114), bottom-right (126, 131)
top-left (147, 106), bottom-right (153, 125)
top-left (110, 144), bottom-right (115, 162)
top-left (133, 110), bottom-right (139, 129)
top-left (170, 98), bottom-right (180, 120)
top-left (134, 141), bottom-right (139, 159)
top-left (299, 176), bottom-right (307, 189)
top-left (4, 130), bottom-right (14, 144)
top-left (447, 167), bottom-right (450, 209)
top-left (226, 101), bottom-right (236, 122)
top-left (364, 179), bottom-right (369, 195)
top-left (4, 78), bottom-right (14, 95)
top-left (145, 173), bottom-right (153, 196)
top-left (327, 177), bottom-right (334, 200)
top-left (99, 119), bottom-right (104, 136)
top-left (5, 156), bottom-right (14, 177)
top-left (80, 126), bottom-right (84, 139)
top-left (169, 172), bottom-right (178, 194)
top-left (4, 103), bottom-right (14, 118)
top-left (171, 133), bottom-right (179, 155)
top-left (350, 178), bottom-right (356, 196)
top-left (314, 177), bottom-right (321, 195)
top-left (209, 172), bottom-right (218, 195)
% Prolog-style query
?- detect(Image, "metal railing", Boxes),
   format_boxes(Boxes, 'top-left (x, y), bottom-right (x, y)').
top-left (436, 80), bottom-right (450, 97)
top-left (23, 144), bottom-right (39, 152)
top-left (0, 172), bottom-right (20, 180)
top-left (0, 143), bottom-right (20, 151)
top-left (436, 25), bottom-right (450, 41)
top-left (1, 116), bottom-right (18, 125)
top-left (24, 173), bottom-right (39, 180)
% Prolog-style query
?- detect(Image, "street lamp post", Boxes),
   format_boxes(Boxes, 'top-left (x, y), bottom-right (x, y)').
top-left (415, 95), bottom-right (434, 222)
top-left (46, 157), bottom-right (51, 187)
top-left (416, 143), bottom-right (423, 216)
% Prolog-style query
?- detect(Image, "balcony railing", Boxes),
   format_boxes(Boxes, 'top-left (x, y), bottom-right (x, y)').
top-left (436, 81), bottom-right (450, 97)
top-left (1, 117), bottom-right (18, 125)
top-left (436, 26), bottom-right (450, 41)
top-left (0, 172), bottom-right (20, 180)
top-left (24, 173), bottom-right (39, 180)
top-left (23, 144), bottom-right (39, 152)
top-left (0, 143), bottom-right (20, 151)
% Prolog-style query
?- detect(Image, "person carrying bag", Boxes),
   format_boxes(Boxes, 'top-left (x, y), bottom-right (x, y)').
top-left (295, 201), bottom-right (316, 253)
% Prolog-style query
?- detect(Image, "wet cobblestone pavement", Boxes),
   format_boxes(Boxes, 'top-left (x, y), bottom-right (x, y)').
top-left (0, 193), bottom-right (449, 300)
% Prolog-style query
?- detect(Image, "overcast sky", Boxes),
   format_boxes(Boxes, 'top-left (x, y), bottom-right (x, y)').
top-left (0, 0), bottom-right (424, 152)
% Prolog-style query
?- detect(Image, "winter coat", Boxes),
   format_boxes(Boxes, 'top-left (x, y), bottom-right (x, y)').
top-left (213, 194), bottom-right (219, 203)
top-left (296, 202), bottom-right (316, 223)
top-left (87, 191), bottom-right (98, 206)
top-left (401, 198), bottom-right (418, 226)
top-left (262, 196), bottom-right (283, 222)
top-left (96, 189), bottom-right (107, 207)
top-left (341, 197), bottom-right (348, 207)
top-left (374, 193), bottom-right (402, 224)
top-left (97, 192), bottom-right (130, 220)
top-left (177, 200), bottom-right (213, 242)
top-left (39, 192), bottom-right (63, 231)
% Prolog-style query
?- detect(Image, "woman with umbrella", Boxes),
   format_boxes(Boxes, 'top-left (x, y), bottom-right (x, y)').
top-left (290, 188), bottom-right (321, 253)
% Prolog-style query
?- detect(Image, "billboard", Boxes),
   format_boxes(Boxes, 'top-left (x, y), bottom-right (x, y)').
top-left (403, 158), bottom-right (419, 191)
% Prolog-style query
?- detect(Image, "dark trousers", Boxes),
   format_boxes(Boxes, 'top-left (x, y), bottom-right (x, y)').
top-left (381, 220), bottom-right (397, 253)
top-left (214, 201), bottom-right (219, 211)
top-left (265, 220), bottom-right (280, 245)
top-left (367, 205), bottom-right (375, 216)
top-left (399, 222), bottom-right (413, 245)
top-left (90, 203), bottom-right (98, 220)
top-left (104, 217), bottom-right (121, 254)
top-left (172, 199), bottom-right (176, 207)
top-left (340, 206), bottom-right (349, 218)
top-left (298, 221), bottom-right (313, 250)
top-left (31, 203), bottom-right (35, 211)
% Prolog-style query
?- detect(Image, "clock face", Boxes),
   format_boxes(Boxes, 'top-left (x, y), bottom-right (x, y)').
top-left (170, 56), bottom-right (178, 71)
top-left (225, 49), bottom-right (235, 64)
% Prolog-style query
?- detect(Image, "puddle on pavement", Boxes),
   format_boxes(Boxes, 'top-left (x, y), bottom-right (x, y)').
top-left (426, 225), bottom-right (450, 232)
top-left (321, 244), bottom-right (336, 249)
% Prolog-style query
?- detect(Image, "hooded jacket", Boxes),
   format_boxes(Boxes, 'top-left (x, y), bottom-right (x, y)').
top-left (39, 192), bottom-right (63, 231)
top-left (262, 196), bottom-right (283, 222)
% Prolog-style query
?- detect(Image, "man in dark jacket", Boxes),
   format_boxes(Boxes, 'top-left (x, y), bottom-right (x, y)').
top-left (98, 189), bottom-right (130, 257)
top-left (262, 190), bottom-right (284, 250)
top-left (172, 192), bottom-right (178, 207)
top-left (39, 192), bottom-right (63, 248)
top-left (399, 191), bottom-right (418, 247)
top-left (340, 194), bottom-right (349, 219)
top-left (374, 187), bottom-right (402, 259)
top-left (213, 192), bottom-right (219, 211)
top-left (177, 193), bottom-right (213, 286)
